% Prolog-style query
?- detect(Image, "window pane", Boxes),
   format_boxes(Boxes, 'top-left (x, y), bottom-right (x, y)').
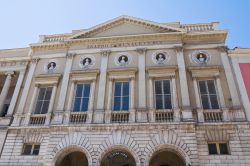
top-left (44, 87), bottom-right (52, 100)
top-left (34, 101), bottom-right (42, 114)
top-left (41, 101), bottom-right (49, 114)
top-left (81, 98), bottom-right (89, 112)
top-left (201, 95), bottom-right (210, 109)
top-left (23, 145), bottom-right (32, 155)
top-left (83, 84), bottom-right (90, 97)
top-left (164, 95), bottom-right (172, 109)
top-left (123, 82), bottom-right (129, 96)
top-left (163, 80), bottom-right (170, 94)
top-left (210, 95), bottom-right (219, 109)
top-left (76, 84), bottom-right (83, 97)
top-left (156, 95), bottom-right (163, 109)
top-left (113, 97), bottom-right (121, 111)
top-left (122, 96), bottom-right (129, 110)
top-left (32, 145), bottom-right (40, 155)
top-left (208, 143), bottom-right (218, 154)
top-left (207, 80), bottom-right (216, 94)
top-left (155, 81), bottom-right (162, 94)
top-left (73, 98), bottom-right (81, 112)
top-left (199, 81), bottom-right (207, 94)
top-left (38, 88), bottom-right (46, 100)
top-left (114, 82), bottom-right (122, 96)
top-left (219, 143), bottom-right (229, 154)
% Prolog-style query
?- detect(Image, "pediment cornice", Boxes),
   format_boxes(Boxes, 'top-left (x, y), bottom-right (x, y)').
top-left (70, 16), bottom-right (186, 39)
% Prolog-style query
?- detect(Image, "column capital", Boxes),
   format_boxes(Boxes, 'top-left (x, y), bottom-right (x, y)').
top-left (136, 48), bottom-right (147, 54)
top-left (31, 58), bottom-right (40, 64)
top-left (5, 71), bottom-right (14, 76)
top-left (217, 46), bottom-right (228, 53)
top-left (174, 46), bottom-right (183, 52)
top-left (66, 52), bottom-right (76, 59)
top-left (100, 50), bottom-right (111, 57)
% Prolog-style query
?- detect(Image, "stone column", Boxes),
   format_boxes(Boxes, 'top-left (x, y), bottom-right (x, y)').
top-left (95, 50), bottom-right (110, 123)
top-left (0, 72), bottom-right (13, 116)
top-left (215, 76), bottom-right (229, 121)
top-left (129, 77), bottom-right (136, 122)
top-left (193, 77), bottom-right (204, 122)
top-left (53, 53), bottom-right (74, 124)
top-left (175, 46), bottom-right (193, 121)
top-left (45, 85), bottom-right (57, 125)
top-left (6, 70), bottom-right (25, 117)
top-left (105, 78), bottom-right (113, 123)
top-left (148, 77), bottom-right (155, 122)
top-left (13, 58), bottom-right (39, 126)
top-left (87, 80), bottom-right (96, 123)
top-left (136, 48), bottom-right (147, 110)
top-left (218, 46), bottom-right (241, 108)
top-left (171, 76), bottom-right (180, 122)
top-left (24, 85), bottom-right (39, 126)
top-left (63, 81), bottom-right (75, 124)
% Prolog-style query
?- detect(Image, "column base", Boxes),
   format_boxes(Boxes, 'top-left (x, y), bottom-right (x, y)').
top-left (148, 109), bottom-right (155, 123)
top-left (51, 111), bottom-right (64, 125)
top-left (93, 110), bottom-right (105, 123)
top-left (129, 109), bottom-right (136, 123)
top-left (136, 108), bottom-right (148, 122)
top-left (87, 111), bottom-right (93, 124)
top-left (197, 108), bottom-right (204, 123)
top-left (181, 108), bottom-right (193, 121)
top-left (222, 108), bottom-right (230, 122)
top-left (173, 108), bottom-right (181, 122)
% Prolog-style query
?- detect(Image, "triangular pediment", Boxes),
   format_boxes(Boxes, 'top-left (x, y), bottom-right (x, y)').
top-left (70, 15), bottom-right (185, 39)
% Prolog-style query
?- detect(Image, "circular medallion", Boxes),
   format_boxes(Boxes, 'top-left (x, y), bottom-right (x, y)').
top-left (44, 61), bottom-right (57, 73)
top-left (115, 53), bottom-right (131, 67)
top-left (79, 55), bottom-right (95, 69)
top-left (152, 51), bottom-right (170, 65)
top-left (191, 51), bottom-right (210, 64)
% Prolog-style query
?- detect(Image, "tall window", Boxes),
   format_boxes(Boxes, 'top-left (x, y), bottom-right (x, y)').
top-left (72, 84), bottom-right (91, 112)
top-left (113, 82), bottom-right (129, 111)
top-left (199, 80), bottom-right (219, 109)
top-left (154, 80), bottom-right (172, 109)
top-left (34, 87), bottom-right (52, 114)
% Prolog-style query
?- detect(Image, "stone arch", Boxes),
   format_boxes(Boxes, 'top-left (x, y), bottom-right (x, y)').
top-left (147, 144), bottom-right (191, 166)
top-left (143, 129), bottom-right (191, 165)
top-left (98, 145), bottom-right (140, 166)
top-left (96, 130), bottom-right (140, 165)
top-left (49, 132), bottom-right (93, 166)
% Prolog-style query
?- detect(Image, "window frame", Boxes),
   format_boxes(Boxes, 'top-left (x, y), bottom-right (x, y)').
top-left (153, 79), bottom-right (172, 110)
top-left (71, 82), bottom-right (91, 112)
top-left (22, 143), bottom-right (40, 155)
top-left (34, 86), bottom-right (53, 114)
top-left (198, 79), bottom-right (220, 110)
top-left (112, 81), bottom-right (130, 111)
top-left (207, 142), bottom-right (230, 155)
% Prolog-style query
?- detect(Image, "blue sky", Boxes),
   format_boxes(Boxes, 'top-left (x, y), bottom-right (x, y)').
top-left (0, 0), bottom-right (250, 49)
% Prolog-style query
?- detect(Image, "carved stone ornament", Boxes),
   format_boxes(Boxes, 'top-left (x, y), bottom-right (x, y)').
top-left (79, 55), bottom-right (95, 69)
top-left (44, 60), bottom-right (57, 73)
top-left (115, 53), bottom-right (131, 67)
top-left (191, 51), bottom-right (210, 64)
top-left (152, 51), bottom-right (170, 65)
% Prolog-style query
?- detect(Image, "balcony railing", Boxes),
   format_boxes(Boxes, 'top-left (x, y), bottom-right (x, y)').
top-left (155, 109), bottom-right (174, 122)
top-left (70, 112), bottom-right (87, 124)
top-left (203, 110), bottom-right (223, 122)
top-left (29, 114), bottom-right (46, 126)
top-left (111, 111), bottom-right (129, 123)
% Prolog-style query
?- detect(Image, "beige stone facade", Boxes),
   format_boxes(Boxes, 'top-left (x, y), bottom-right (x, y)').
top-left (0, 16), bottom-right (249, 166)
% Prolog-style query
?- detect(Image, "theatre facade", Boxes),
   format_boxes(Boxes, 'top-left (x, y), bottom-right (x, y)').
top-left (0, 16), bottom-right (250, 166)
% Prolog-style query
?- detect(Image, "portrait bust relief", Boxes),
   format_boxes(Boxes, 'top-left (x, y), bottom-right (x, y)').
top-left (45, 61), bottom-right (57, 73)
top-left (79, 55), bottom-right (95, 69)
top-left (191, 51), bottom-right (210, 64)
top-left (115, 53), bottom-right (131, 67)
top-left (152, 51), bottom-right (170, 65)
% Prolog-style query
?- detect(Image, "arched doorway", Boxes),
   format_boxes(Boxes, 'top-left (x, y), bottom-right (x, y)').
top-left (56, 151), bottom-right (88, 166)
top-left (149, 149), bottom-right (186, 166)
top-left (101, 149), bottom-right (136, 166)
